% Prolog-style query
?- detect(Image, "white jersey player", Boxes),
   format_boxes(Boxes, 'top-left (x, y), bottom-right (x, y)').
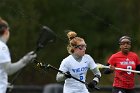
top-left (56, 31), bottom-right (101, 93)
top-left (0, 17), bottom-right (37, 93)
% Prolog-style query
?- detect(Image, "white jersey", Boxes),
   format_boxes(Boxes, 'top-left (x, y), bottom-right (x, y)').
top-left (0, 40), bottom-right (11, 93)
top-left (59, 54), bottom-right (97, 93)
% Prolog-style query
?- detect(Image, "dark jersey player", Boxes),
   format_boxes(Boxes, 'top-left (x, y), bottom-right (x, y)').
top-left (104, 36), bottom-right (140, 93)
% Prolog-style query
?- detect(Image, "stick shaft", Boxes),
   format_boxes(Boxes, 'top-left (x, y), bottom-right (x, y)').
top-left (41, 64), bottom-right (100, 90)
top-left (47, 64), bottom-right (87, 84)
top-left (101, 65), bottom-right (140, 73)
top-left (115, 67), bottom-right (140, 73)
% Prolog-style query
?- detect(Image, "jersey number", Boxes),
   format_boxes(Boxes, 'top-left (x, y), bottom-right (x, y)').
top-left (127, 66), bottom-right (132, 74)
top-left (80, 75), bottom-right (83, 80)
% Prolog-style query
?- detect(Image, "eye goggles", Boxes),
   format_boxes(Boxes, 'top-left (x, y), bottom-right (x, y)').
top-left (75, 44), bottom-right (87, 50)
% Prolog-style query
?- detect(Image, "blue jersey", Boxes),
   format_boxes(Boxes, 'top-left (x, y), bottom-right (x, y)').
top-left (59, 54), bottom-right (97, 93)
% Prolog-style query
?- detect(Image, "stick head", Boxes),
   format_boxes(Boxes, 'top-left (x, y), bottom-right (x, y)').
top-left (35, 60), bottom-right (49, 70)
top-left (36, 26), bottom-right (56, 52)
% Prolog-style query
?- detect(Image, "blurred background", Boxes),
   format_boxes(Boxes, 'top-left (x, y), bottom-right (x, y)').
top-left (1, 0), bottom-right (140, 93)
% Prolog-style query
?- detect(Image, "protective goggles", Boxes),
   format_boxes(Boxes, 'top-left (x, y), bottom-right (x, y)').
top-left (75, 44), bottom-right (87, 50)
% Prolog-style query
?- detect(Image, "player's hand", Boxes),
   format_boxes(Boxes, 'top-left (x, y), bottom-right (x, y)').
top-left (87, 80), bottom-right (97, 89)
top-left (20, 51), bottom-right (37, 64)
top-left (109, 65), bottom-right (115, 71)
top-left (64, 71), bottom-right (72, 78)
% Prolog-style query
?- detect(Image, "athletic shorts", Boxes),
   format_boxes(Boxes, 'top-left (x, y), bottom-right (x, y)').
top-left (112, 87), bottom-right (135, 93)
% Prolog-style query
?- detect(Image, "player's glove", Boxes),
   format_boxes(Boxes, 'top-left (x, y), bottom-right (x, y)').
top-left (64, 71), bottom-right (72, 78)
top-left (20, 51), bottom-right (37, 64)
top-left (87, 80), bottom-right (97, 89)
top-left (104, 63), bottom-right (114, 74)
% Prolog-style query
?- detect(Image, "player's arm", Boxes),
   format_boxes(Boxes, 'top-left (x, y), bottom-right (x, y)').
top-left (56, 72), bottom-right (66, 82)
top-left (87, 55), bottom-right (101, 88)
top-left (56, 61), bottom-right (66, 82)
top-left (91, 67), bottom-right (101, 84)
top-left (87, 67), bottom-right (101, 89)
top-left (3, 51), bottom-right (36, 75)
top-left (136, 64), bottom-right (140, 75)
top-left (56, 60), bottom-right (71, 82)
top-left (3, 61), bottom-right (25, 75)
top-left (103, 63), bottom-right (114, 74)
top-left (104, 55), bottom-right (115, 74)
top-left (56, 71), bottom-right (71, 82)
top-left (135, 54), bottom-right (140, 75)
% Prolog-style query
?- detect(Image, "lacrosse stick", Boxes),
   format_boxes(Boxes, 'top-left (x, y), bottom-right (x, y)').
top-left (97, 63), bottom-right (140, 73)
top-left (35, 61), bottom-right (100, 91)
top-left (7, 26), bottom-right (56, 93)
top-left (34, 25), bottom-right (56, 53)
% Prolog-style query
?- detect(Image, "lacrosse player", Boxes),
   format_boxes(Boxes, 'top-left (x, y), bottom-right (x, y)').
top-left (56, 31), bottom-right (101, 93)
top-left (0, 17), bottom-right (37, 93)
top-left (104, 36), bottom-right (140, 93)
